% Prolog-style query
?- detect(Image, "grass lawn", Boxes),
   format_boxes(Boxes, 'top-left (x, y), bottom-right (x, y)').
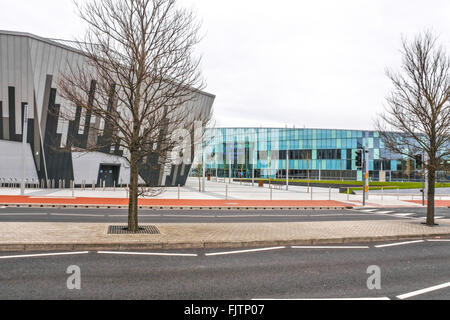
top-left (234, 178), bottom-right (450, 193)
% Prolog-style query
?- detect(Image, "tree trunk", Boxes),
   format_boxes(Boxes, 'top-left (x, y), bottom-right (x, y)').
top-left (128, 150), bottom-right (139, 232)
top-left (426, 167), bottom-right (436, 226)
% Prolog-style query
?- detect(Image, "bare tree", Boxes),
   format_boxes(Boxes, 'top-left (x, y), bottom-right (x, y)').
top-left (58, 0), bottom-right (209, 232)
top-left (376, 31), bottom-right (450, 226)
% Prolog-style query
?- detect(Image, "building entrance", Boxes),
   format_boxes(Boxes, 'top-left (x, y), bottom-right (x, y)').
top-left (97, 164), bottom-right (120, 187)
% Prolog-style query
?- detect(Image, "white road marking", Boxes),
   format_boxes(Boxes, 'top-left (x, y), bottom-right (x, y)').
top-left (50, 213), bottom-right (104, 217)
top-left (0, 213), bottom-right (48, 216)
top-left (393, 213), bottom-right (415, 217)
top-left (253, 297), bottom-right (390, 301)
top-left (0, 206), bottom-right (6, 209)
top-left (360, 209), bottom-right (377, 212)
top-left (375, 240), bottom-right (424, 248)
top-left (374, 211), bottom-right (395, 214)
top-left (427, 239), bottom-right (450, 242)
top-left (397, 282), bottom-right (450, 300)
top-left (291, 246), bottom-right (369, 249)
top-left (0, 251), bottom-right (89, 259)
top-left (205, 246), bottom-right (286, 256)
top-left (98, 251), bottom-right (198, 257)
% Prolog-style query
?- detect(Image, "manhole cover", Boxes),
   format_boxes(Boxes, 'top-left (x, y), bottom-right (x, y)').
top-left (108, 225), bottom-right (160, 234)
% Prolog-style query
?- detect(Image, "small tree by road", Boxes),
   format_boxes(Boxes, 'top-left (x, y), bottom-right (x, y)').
top-left (59, 0), bottom-right (208, 232)
top-left (377, 31), bottom-right (450, 226)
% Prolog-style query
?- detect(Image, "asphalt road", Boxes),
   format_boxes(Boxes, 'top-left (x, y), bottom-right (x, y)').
top-left (0, 207), bottom-right (448, 223)
top-left (0, 240), bottom-right (449, 300)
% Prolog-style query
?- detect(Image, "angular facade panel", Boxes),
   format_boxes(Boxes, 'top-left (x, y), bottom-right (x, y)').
top-left (0, 30), bottom-right (215, 187)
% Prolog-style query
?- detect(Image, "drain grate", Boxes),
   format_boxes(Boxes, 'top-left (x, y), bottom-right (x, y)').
top-left (108, 225), bottom-right (160, 235)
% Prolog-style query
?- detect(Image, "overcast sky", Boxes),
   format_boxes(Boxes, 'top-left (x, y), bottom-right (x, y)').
top-left (1, 0), bottom-right (450, 130)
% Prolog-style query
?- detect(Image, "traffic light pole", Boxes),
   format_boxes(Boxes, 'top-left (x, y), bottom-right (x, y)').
top-left (362, 148), bottom-right (367, 206)
top-left (365, 148), bottom-right (369, 203)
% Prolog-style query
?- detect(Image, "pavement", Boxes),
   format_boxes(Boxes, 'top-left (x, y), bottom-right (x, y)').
top-left (1, 178), bottom-right (449, 252)
top-left (1, 218), bottom-right (450, 252)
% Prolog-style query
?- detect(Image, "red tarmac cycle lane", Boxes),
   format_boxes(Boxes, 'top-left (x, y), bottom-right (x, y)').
top-left (405, 200), bottom-right (450, 207)
top-left (0, 195), bottom-right (352, 207)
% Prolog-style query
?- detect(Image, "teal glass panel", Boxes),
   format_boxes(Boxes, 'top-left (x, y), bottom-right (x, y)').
top-left (357, 170), bottom-right (363, 181)
top-left (391, 160), bottom-right (397, 171)
top-left (374, 149), bottom-right (379, 160)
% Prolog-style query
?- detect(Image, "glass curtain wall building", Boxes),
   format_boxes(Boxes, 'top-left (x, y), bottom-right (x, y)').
top-left (200, 127), bottom-right (439, 182)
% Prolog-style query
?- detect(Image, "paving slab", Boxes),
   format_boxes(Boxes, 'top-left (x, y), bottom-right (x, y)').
top-left (1, 219), bottom-right (449, 252)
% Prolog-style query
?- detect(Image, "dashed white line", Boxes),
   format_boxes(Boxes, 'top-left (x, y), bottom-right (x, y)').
top-left (374, 211), bottom-right (395, 214)
top-left (375, 240), bottom-right (424, 248)
top-left (360, 209), bottom-right (377, 212)
top-left (253, 297), bottom-right (390, 301)
top-left (291, 246), bottom-right (369, 249)
top-left (50, 213), bottom-right (104, 217)
top-left (205, 246), bottom-right (286, 256)
top-left (0, 213), bottom-right (48, 216)
top-left (0, 251), bottom-right (89, 259)
top-left (397, 282), bottom-right (450, 300)
top-left (393, 213), bottom-right (415, 217)
top-left (97, 251), bottom-right (198, 257)
top-left (427, 239), bottom-right (450, 242)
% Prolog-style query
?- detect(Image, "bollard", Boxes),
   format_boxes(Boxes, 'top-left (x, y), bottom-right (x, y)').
top-left (397, 188), bottom-right (399, 200)
top-left (225, 183), bottom-right (228, 200)
top-left (178, 184), bottom-right (180, 200)
top-left (347, 187), bottom-right (350, 201)
top-left (381, 187), bottom-right (384, 201)
top-left (126, 185), bottom-right (129, 198)
top-left (270, 184), bottom-right (272, 201)
top-left (311, 187), bottom-right (313, 200)
top-left (329, 187), bottom-right (331, 200)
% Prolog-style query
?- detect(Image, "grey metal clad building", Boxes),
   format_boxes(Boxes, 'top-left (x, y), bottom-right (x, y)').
top-left (0, 30), bottom-right (215, 187)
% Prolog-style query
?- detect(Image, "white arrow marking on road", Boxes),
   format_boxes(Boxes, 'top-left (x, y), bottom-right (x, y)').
top-left (0, 251), bottom-right (89, 259)
top-left (397, 282), bottom-right (450, 300)
top-left (291, 246), bottom-right (369, 249)
top-left (97, 251), bottom-right (198, 257)
top-left (375, 240), bottom-right (424, 248)
top-left (205, 246), bottom-right (286, 256)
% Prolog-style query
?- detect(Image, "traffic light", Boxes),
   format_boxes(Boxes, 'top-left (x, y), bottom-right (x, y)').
top-left (414, 154), bottom-right (423, 169)
top-left (355, 149), bottom-right (363, 168)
